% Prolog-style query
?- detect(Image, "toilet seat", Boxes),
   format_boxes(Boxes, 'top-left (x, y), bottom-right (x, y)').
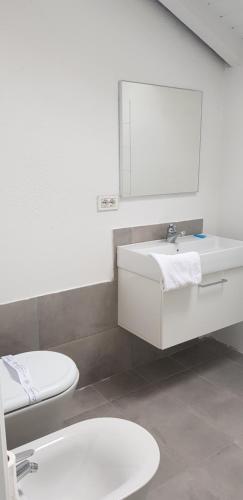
top-left (0, 351), bottom-right (79, 414)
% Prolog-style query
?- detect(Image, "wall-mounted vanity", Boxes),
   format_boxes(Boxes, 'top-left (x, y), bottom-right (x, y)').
top-left (118, 234), bottom-right (243, 349)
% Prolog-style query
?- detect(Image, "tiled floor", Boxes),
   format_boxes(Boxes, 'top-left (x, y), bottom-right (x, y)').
top-left (63, 337), bottom-right (243, 499)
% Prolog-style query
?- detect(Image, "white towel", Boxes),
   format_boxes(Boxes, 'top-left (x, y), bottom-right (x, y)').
top-left (150, 251), bottom-right (202, 292)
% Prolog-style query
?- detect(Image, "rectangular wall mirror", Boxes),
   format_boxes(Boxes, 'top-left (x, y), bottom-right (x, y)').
top-left (119, 81), bottom-right (202, 197)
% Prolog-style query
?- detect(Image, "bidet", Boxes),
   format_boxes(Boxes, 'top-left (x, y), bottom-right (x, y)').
top-left (14, 418), bottom-right (160, 500)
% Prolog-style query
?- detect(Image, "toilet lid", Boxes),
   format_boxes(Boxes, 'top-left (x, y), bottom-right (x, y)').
top-left (0, 351), bottom-right (79, 414)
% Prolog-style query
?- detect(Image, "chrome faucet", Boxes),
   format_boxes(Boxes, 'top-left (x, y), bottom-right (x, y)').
top-left (15, 449), bottom-right (38, 482)
top-left (166, 223), bottom-right (186, 244)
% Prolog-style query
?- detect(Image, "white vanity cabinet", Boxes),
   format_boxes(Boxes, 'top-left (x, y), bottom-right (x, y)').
top-left (117, 235), bottom-right (243, 349)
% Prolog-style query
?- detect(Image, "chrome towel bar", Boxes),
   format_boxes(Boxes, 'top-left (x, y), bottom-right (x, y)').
top-left (199, 278), bottom-right (228, 288)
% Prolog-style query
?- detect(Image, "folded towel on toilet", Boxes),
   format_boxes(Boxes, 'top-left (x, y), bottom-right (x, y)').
top-left (150, 251), bottom-right (202, 292)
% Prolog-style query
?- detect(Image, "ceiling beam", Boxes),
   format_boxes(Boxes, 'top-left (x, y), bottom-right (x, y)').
top-left (158, 0), bottom-right (243, 66)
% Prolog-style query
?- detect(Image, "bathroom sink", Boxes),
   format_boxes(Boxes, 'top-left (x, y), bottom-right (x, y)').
top-left (14, 418), bottom-right (160, 500)
top-left (117, 234), bottom-right (243, 279)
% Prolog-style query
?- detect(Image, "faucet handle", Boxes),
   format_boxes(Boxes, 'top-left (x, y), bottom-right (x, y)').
top-left (167, 223), bottom-right (177, 234)
top-left (15, 449), bottom-right (34, 464)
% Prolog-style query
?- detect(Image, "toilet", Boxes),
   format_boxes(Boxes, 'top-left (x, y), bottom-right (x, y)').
top-left (0, 350), bottom-right (79, 449)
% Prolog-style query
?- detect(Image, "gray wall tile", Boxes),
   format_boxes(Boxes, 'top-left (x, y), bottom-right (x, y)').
top-left (0, 299), bottom-right (39, 356)
top-left (113, 228), bottom-right (132, 276)
top-left (113, 227), bottom-right (132, 250)
top-left (0, 219), bottom-right (203, 385)
top-left (51, 326), bottom-right (132, 387)
top-left (38, 281), bottom-right (117, 349)
top-left (176, 218), bottom-right (203, 236)
top-left (114, 219), bottom-right (203, 248)
top-left (131, 224), bottom-right (164, 244)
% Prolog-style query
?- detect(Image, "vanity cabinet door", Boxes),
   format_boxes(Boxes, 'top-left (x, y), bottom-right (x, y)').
top-left (161, 267), bottom-right (243, 348)
top-left (119, 267), bottom-right (243, 351)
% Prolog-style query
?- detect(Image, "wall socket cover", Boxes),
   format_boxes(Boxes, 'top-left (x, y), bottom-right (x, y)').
top-left (97, 195), bottom-right (119, 211)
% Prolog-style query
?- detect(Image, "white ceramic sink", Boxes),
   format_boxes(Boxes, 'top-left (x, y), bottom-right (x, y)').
top-left (117, 234), bottom-right (243, 279)
top-left (14, 418), bottom-right (160, 500)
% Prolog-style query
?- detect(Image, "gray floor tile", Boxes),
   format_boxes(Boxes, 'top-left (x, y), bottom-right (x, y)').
top-left (162, 338), bottom-right (199, 357)
top-left (203, 337), bottom-right (232, 356)
top-left (64, 386), bottom-right (107, 420)
top-left (171, 339), bottom-right (228, 369)
top-left (149, 437), bottom-right (185, 491)
top-left (148, 467), bottom-right (223, 500)
top-left (64, 402), bottom-right (125, 428)
top-left (134, 356), bottom-right (184, 383)
top-left (156, 370), bottom-right (243, 439)
top-left (233, 434), bottom-right (243, 449)
top-left (94, 370), bottom-right (147, 401)
top-left (201, 444), bottom-right (243, 500)
top-left (153, 412), bottom-right (230, 468)
top-left (197, 356), bottom-right (243, 398)
top-left (112, 383), bottom-right (187, 427)
top-left (195, 390), bottom-right (243, 439)
top-left (113, 384), bottom-right (231, 467)
top-left (59, 354), bottom-right (243, 500)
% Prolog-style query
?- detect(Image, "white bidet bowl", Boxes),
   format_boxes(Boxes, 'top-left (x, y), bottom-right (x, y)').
top-left (14, 417), bottom-right (160, 500)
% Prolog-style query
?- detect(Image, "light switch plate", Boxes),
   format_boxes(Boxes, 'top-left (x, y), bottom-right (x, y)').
top-left (97, 195), bottom-right (119, 211)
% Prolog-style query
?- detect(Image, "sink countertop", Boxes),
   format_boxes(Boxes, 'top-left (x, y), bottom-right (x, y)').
top-left (117, 234), bottom-right (243, 279)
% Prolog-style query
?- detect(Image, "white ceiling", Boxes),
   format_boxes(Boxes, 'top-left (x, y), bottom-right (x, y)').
top-left (205, 0), bottom-right (243, 40)
top-left (159, 0), bottom-right (243, 66)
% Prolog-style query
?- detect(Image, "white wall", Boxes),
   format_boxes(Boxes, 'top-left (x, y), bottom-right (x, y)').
top-left (213, 66), bottom-right (243, 352)
top-left (0, 0), bottom-right (225, 304)
top-left (218, 66), bottom-right (243, 241)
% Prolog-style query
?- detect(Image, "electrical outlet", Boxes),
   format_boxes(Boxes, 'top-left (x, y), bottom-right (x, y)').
top-left (97, 195), bottom-right (119, 211)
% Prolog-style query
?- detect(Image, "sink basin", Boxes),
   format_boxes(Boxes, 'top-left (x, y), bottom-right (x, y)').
top-left (117, 234), bottom-right (243, 279)
top-left (14, 418), bottom-right (160, 500)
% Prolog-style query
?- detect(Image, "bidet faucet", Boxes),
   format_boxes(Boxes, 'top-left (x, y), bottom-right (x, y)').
top-left (166, 223), bottom-right (186, 244)
top-left (15, 449), bottom-right (38, 482)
